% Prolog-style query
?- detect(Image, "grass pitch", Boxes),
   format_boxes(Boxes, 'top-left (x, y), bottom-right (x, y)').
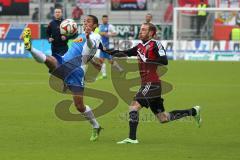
top-left (0, 59), bottom-right (239, 160)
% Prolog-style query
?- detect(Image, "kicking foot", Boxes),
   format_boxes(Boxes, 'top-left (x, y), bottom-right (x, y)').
top-left (22, 28), bottom-right (32, 50)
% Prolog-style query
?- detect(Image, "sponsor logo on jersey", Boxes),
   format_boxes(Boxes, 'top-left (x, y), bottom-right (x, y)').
top-left (73, 38), bottom-right (83, 43)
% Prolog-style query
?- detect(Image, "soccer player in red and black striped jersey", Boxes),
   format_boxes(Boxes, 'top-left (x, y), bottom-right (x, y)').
top-left (100, 23), bottom-right (202, 144)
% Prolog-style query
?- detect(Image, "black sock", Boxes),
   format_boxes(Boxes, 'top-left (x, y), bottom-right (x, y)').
top-left (129, 111), bottom-right (139, 140)
top-left (169, 108), bottom-right (196, 121)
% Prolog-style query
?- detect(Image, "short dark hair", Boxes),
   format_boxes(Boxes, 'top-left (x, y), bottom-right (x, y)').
top-left (146, 13), bottom-right (152, 17)
top-left (102, 15), bottom-right (108, 18)
top-left (88, 15), bottom-right (99, 25)
top-left (143, 22), bottom-right (157, 37)
top-left (54, 7), bottom-right (63, 12)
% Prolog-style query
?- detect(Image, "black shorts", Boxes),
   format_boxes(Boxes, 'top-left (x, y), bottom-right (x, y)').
top-left (134, 82), bottom-right (165, 114)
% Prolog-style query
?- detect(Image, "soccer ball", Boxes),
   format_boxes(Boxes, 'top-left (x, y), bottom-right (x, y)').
top-left (60, 19), bottom-right (78, 36)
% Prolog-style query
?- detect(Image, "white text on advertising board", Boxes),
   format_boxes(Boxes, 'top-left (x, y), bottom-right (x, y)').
top-left (0, 41), bottom-right (25, 55)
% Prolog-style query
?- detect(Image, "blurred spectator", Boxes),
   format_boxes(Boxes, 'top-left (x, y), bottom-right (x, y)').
top-left (236, 12), bottom-right (240, 26)
top-left (212, 41), bottom-right (220, 51)
top-left (163, 26), bottom-right (172, 40)
top-left (128, 25), bottom-right (135, 39)
top-left (145, 13), bottom-right (153, 23)
top-left (47, 7), bottom-right (54, 20)
top-left (196, 0), bottom-right (208, 35)
top-left (163, 0), bottom-right (173, 40)
top-left (230, 24), bottom-right (240, 40)
top-left (32, 7), bottom-right (39, 22)
top-left (144, 13), bottom-right (162, 39)
top-left (230, 24), bottom-right (240, 51)
top-left (46, 8), bottom-right (69, 56)
top-left (164, 0), bottom-right (173, 23)
top-left (72, 6), bottom-right (83, 21)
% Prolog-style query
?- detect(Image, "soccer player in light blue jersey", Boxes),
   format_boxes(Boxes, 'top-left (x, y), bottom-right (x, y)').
top-left (22, 15), bottom-right (103, 141)
top-left (97, 15), bottom-right (124, 79)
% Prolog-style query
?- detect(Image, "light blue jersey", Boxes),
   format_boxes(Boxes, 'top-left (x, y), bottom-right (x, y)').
top-left (63, 33), bottom-right (85, 62)
top-left (53, 32), bottom-right (101, 93)
top-left (62, 32), bottom-right (101, 69)
top-left (53, 34), bottom-right (85, 65)
top-left (99, 24), bottom-right (109, 48)
top-left (99, 23), bottom-right (116, 59)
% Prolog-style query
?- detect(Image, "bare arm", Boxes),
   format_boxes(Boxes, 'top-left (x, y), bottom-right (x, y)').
top-left (89, 57), bottom-right (102, 71)
top-left (86, 34), bottom-right (95, 49)
top-left (108, 24), bottom-right (117, 37)
top-left (99, 24), bottom-right (117, 37)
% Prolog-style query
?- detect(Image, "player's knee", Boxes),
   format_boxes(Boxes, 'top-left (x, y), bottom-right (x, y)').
top-left (129, 101), bottom-right (141, 111)
top-left (158, 112), bottom-right (170, 123)
top-left (46, 56), bottom-right (56, 63)
top-left (46, 56), bottom-right (58, 71)
top-left (129, 106), bottom-right (137, 112)
top-left (159, 118), bottom-right (168, 123)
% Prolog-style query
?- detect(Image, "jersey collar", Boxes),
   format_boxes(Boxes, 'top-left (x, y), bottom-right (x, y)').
top-left (141, 39), bottom-right (153, 46)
